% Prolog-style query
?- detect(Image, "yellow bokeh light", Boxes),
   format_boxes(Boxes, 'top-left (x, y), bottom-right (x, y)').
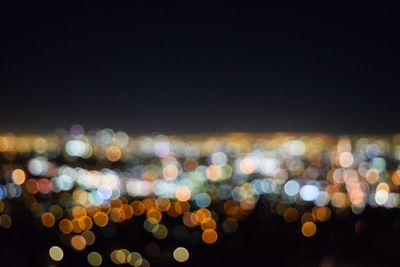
top-left (88, 251), bottom-right (103, 266)
top-left (152, 224), bottom-right (168, 239)
top-left (111, 249), bottom-right (128, 264)
top-left (331, 192), bottom-right (347, 208)
top-left (0, 136), bottom-right (10, 152)
top-left (12, 169), bottom-right (26, 185)
top-left (173, 247), bottom-right (189, 263)
top-left (49, 246), bottom-right (64, 261)
top-left (127, 252), bottom-right (143, 267)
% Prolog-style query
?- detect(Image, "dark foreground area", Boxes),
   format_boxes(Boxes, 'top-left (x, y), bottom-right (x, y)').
top-left (1, 203), bottom-right (399, 267)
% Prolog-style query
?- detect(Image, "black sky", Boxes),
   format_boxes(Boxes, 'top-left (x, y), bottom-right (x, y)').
top-left (1, 1), bottom-right (399, 134)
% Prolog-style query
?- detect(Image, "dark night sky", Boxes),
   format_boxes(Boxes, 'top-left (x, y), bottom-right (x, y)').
top-left (1, 1), bottom-right (399, 134)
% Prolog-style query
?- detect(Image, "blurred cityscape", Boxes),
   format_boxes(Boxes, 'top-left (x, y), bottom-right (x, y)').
top-left (1, 125), bottom-right (400, 266)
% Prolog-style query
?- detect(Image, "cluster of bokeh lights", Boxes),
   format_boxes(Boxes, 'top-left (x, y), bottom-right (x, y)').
top-left (1, 125), bottom-right (400, 266)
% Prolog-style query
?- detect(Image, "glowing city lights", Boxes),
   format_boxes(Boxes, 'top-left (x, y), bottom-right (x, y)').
top-left (1, 129), bottom-right (400, 265)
